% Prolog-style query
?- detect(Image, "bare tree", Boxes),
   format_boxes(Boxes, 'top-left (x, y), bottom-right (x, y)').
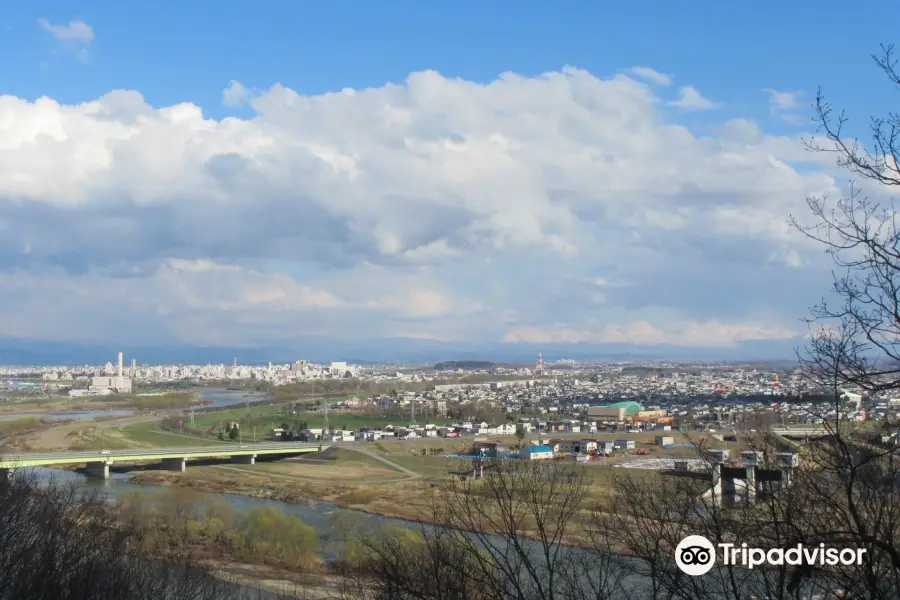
top-left (0, 469), bottom-right (307, 600)
top-left (347, 460), bottom-right (630, 600)
top-left (794, 45), bottom-right (900, 394)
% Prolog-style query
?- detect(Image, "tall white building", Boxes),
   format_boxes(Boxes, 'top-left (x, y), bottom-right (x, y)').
top-left (330, 362), bottom-right (348, 377)
top-left (90, 352), bottom-right (133, 394)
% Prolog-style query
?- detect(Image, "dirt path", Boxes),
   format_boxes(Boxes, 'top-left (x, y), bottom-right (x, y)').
top-left (23, 413), bottom-right (160, 451)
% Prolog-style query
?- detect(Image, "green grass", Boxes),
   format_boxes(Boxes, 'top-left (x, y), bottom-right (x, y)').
top-left (88, 392), bottom-right (202, 411)
top-left (70, 438), bottom-right (132, 451)
top-left (122, 421), bottom-right (222, 447)
top-left (387, 454), bottom-right (469, 479)
top-left (0, 417), bottom-right (43, 438)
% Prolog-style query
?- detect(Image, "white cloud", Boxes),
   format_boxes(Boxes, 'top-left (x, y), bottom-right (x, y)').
top-left (763, 88), bottom-right (802, 111)
top-left (762, 88), bottom-right (806, 124)
top-left (503, 320), bottom-right (798, 348)
top-left (222, 80), bottom-right (252, 107)
top-left (38, 18), bottom-right (94, 63)
top-left (39, 18), bottom-right (94, 43)
top-left (630, 66), bottom-right (672, 86)
top-left (667, 86), bottom-right (720, 110)
top-left (0, 66), bottom-right (844, 350)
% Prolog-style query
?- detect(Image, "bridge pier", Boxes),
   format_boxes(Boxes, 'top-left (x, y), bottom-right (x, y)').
top-left (744, 466), bottom-right (757, 503)
top-left (85, 461), bottom-right (111, 480)
top-left (232, 454), bottom-right (256, 465)
top-left (160, 457), bottom-right (186, 472)
top-left (0, 468), bottom-right (13, 491)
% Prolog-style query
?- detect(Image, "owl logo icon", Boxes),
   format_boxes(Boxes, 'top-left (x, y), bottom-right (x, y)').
top-left (675, 535), bottom-right (716, 576)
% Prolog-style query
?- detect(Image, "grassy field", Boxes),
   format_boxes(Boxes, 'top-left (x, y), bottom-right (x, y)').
top-left (189, 404), bottom-right (455, 436)
top-left (0, 391), bottom-right (203, 414)
top-left (0, 417), bottom-right (44, 438)
top-left (211, 448), bottom-right (404, 482)
top-left (122, 421), bottom-right (223, 447)
top-left (129, 445), bottom-right (662, 528)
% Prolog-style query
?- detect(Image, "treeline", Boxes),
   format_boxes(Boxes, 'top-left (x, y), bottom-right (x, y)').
top-left (117, 490), bottom-right (320, 569)
top-left (0, 473), bottom-right (307, 600)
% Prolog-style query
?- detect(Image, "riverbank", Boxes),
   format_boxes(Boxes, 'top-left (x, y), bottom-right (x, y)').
top-left (123, 448), bottom-right (653, 551)
top-left (0, 390), bottom-right (210, 415)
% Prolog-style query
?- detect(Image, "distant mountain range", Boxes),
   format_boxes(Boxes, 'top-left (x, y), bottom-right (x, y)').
top-left (0, 335), bottom-right (803, 367)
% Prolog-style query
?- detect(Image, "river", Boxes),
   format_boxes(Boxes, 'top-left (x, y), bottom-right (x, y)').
top-left (30, 466), bottom-right (405, 562)
top-left (0, 409), bottom-right (137, 422)
top-left (24, 465), bottom-right (836, 600)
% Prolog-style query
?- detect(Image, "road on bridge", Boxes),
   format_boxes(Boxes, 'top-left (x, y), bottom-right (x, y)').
top-left (0, 442), bottom-right (325, 468)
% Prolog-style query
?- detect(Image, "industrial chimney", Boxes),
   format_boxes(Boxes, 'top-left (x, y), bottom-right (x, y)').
top-left (117, 352), bottom-right (124, 377)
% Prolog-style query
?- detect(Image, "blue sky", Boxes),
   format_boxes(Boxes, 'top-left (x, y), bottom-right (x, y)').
top-left (5, 0), bottom-right (895, 124)
top-left (0, 0), bottom-right (896, 362)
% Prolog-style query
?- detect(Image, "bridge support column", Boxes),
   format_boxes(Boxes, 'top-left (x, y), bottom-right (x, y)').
top-left (232, 454), bottom-right (256, 465)
top-left (745, 467), bottom-right (757, 503)
top-left (711, 463), bottom-right (722, 498)
top-left (85, 461), bottom-right (111, 480)
top-left (0, 468), bottom-right (13, 491)
top-left (161, 457), bottom-right (186, 472)
top-left (723, 474), bottom-right (736, 498)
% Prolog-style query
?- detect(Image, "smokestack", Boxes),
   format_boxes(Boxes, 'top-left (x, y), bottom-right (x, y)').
top-left (117, 352), bottom-right (123, 377)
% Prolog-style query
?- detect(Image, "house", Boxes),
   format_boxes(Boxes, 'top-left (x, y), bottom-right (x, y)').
top-left (269, 428), bottom-right (286, 441)
top-left (579, 440), bottom-right (598, 453)
top-left (656, 436), bottom-right (674, 446)
top-left (516, 422), bottom-right (534, 434)
top-left (597, 441), bottom-right (616, 454)
top-left (521, 445), bottom-right (554, 460)
top-left (472, 441), bottom-right (509, 457)
top-left (494, 423), bottom-right (516, 435)
top-left (615, 439), bottom-right (636, 450)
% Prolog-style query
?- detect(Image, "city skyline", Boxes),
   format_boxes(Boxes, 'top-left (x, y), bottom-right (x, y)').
top-left (0, 1), bottom-right (896, 360)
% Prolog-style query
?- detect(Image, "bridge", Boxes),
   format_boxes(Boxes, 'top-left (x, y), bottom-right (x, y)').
top-left (0, 442), bottom-right (328, 479)
top-left (772, 426), bottom-right (830, 437)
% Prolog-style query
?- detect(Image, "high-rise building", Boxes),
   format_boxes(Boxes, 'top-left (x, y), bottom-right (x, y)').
top-left (91, 351), bottom-right (133, 394)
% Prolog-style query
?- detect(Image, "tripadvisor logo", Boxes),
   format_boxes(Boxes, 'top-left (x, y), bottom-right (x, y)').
top-left (675, 535), bottom-right (867, 576)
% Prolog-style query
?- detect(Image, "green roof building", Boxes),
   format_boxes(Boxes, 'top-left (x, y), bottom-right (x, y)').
top-left (586, 400), bottom-right (643, 419)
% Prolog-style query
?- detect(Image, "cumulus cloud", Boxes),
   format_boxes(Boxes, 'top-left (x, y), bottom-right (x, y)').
top-left (667, 86), bottom-right (720, 110)
top-left (630, 66), bottom-right (672, 86)
top-left (222, 80), bottom-right (252, 107)
top-left (0, 66), bottom-right (846, 351)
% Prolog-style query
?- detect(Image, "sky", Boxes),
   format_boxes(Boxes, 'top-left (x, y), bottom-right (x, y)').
top-left (0, 1), bottom-right (897, 363)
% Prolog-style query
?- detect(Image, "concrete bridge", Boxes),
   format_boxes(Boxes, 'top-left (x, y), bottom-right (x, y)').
top-left (772, 426), bottom-right (830, 438)
top-left (0, 442), bottom-right (328, 480)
